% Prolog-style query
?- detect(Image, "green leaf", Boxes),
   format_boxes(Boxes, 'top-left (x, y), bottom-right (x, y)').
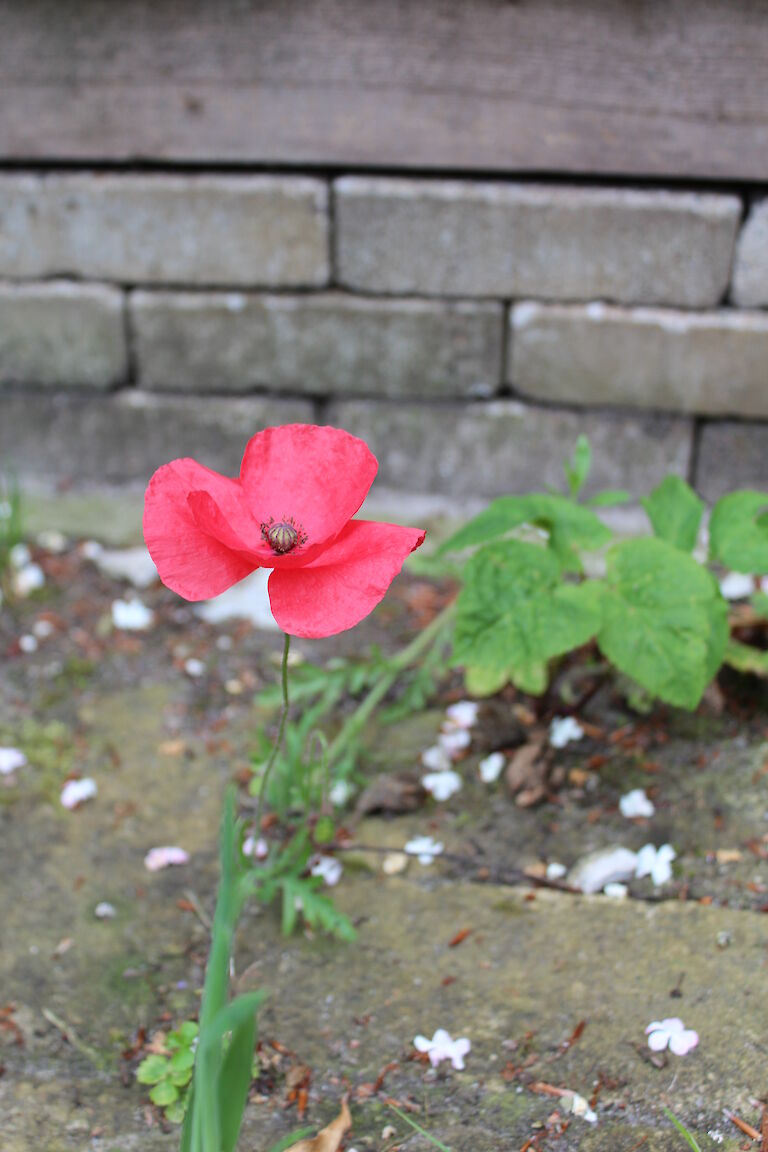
top-left (169, 1048), bottom-right (195, 1074)
top-left (753, 590), bottom-right (768, 619)
top-left (564, 435), bottom-right (591, 498)
top-left (453, 540), bottom-right (604, 696)
top-left (709, 490), bottom-right (768, 573)
top-left (219, 1011), bottom-right (257, 1152)
top-left (136, 1054), bottom-right (169, 1085)
top-left (179, 1081), bottom-right (194, 1152)
top-left (724, 639), bottom-right (768, 677)
top-left (269, 1130), bottom-right (315, 1152)
top-left (585, 489), bottom-right (632, 508)
top-left (661, 1106), bottom-right (703, 1152)
top-left (314, 815), bottom-right (335, 844)
top-left (164, 1098), bottom-right (189, 1125)
top-left (642, 475), bottom-right (703, 552)
top-left (597, 538), bottom-right (726, 710)
top-left (168, 1021), bottom-right (199, 1048)
top-left (438, 493), bottom-right (611, 569)
top-left (149, 1080), bottom-right (179, 1107)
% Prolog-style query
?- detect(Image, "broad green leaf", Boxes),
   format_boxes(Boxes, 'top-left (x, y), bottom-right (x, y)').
top-left (164, 1098), bottom-right (188, 1125)
top-left (219, 1013), bottom-right (257, 1152)
top-left (641, 475), bottom-right (703, 552)
top-left (724, 639), bottom-right (768, 677)
top-left (585, 489), bottom-right (632, 508)
top-left (709, 490), bottom-right (768, 573)
top-left (169, 1049), bottom-right (195, 1074)
top-left (136, 1055), bottom-right (169, 1085)
top-left (168, 1021), bottom-right (199, 1048)
top-left (439, 493), bottom-right (610, 570)
top-left (564, 435), bottom-right (591, 498)
top-left (150, 1080), bottom-right (179, 1107)
top-left (597, 538), bottom-right (726, 710)
top-left (453, 540), bottom-right (603, 695)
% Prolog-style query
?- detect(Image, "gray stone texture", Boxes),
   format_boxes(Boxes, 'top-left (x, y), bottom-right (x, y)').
top-left (0, 390), bottom-right (313, 487)
top-left (0, 174), bottom-right (329, 286)
top-left (696, 421), bottom-right (768, 503)
top-left (732, 198), bottom-right (768, 306)
top-left (131, 291), bottom-right (502, 398)
top-left (327, 399), bottom-right (693, 499)
top-left (335, 177), bottom-right (741, 306)
top-left (510, 302), bottom-right (768, 417)
top-left (0, 281), bottom-right (127, 388)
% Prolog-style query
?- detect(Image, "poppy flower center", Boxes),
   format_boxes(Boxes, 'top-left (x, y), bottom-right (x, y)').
top-left (261, 516), bottom-right (307, 555)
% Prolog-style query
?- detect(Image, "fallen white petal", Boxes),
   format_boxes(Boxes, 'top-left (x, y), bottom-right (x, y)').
top-left (9, 543), bottom-right (30, 569)
top-left (570, 1093), bottom-right (598, 1123)
top-left (18, 634), bottom-right (38, 653)
top-left (0, 747), bottom-right (27, 775)
top-left (112, 598), bottom-right (155, 631)
top-left (619, 788), bottom-right (655, 819)
top-left (421, 769), bottom-right (462, 801)
top-left (568, 846), bottom-right (638, 894)
top-left (603, 882), bottom-right (628, 899)
top-left (545, 861), bottom-right (567, 880)
top-left (195, 569), bottom-right (278, 630)
top-left (478, 751), bottom-right (505, 784)
top-left (719, 572), bottom-right (755, 601)
top-left (405, 836), bottom-right (444, 865)
top-left (60, 778), bottom-right (98, 809)
top-left (329, 779), bottom-right (354, 807)
top-left (184, 657), bottom-right (206, 678)
top-left (421, 744), bottom-right (452, 772)
top-left (243, 835), bottom-right (269, 860)
top-left (13, 563), bottom-right (45, 597)
top-left (93, 546), bottom-right (158, 589)
top-left (438, 728), bottom-right (471, 756)
top-left (309, 854), bottom-right (343, 887)
top-left (36, 529), bottom-right (68, 553)
top-left (144, 846), bottom-right (190, 871)
top-left (549, 716), bottom-right (584, 749)
top-left (94, 902), bottom-right (116, 919)
top-left (443, 701), bottom-right (479, 730)
top-left (32, 619), bottom-right (54, 639)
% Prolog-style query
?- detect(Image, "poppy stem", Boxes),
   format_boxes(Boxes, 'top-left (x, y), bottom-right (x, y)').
top-left (326, 600), bottom-right (456, 768)
top-left (255, 632), bottom-right (291, 831)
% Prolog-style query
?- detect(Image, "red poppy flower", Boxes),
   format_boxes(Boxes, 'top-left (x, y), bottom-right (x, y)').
top-left (143, 424), bottom-right (425, 639)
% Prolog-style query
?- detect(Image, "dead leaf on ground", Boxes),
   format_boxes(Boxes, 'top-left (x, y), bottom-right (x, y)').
top-left (505, 738), bottom-right (550, 807)
top-left (282, 1097), bottom-right (351, 1152)
top-left (355, 772), bottom-right (426, 816)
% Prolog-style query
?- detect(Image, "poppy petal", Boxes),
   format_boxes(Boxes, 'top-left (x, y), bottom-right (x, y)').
top-left (144, 459), bottom-right (256, 600)
top-left (240, 425), bottom-right (378, 550)
top-left (267, 519), bottom-right (425, 638)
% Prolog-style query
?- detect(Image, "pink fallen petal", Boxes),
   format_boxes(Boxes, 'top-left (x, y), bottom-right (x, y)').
top-left (144, 846), bottom-right (190, 871)
top-left (60, 777), bottom-right (97, 809)
top-left (669, 1029), bottom-right (699, 1056)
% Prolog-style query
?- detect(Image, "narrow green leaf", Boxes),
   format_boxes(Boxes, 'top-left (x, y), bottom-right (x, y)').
top-left (387, 1103), bottom-right (453, 1151)
top-left (564, 434), bottom-right (591, 498)
top-left (661, 1106), bottom-right (703, 1152)
top-left (219, 1013), bottom-right (257, 1152)
top-left (179, 1081), bottom-right (194, 1152)
top-left (710, 490), bottom-right (768, 573)
top-left (585, 489), bottom-right (632, 508)
top-left (268, 1129), bottom-right (315, 1152)
top-left (642, 475), bottom-right (703, 552)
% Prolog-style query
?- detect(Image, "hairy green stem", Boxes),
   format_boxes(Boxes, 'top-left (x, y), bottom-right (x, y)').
top-left (326, 600), bottom-right (456, 767)
top-left (254, 633), bottom-right (292, 832)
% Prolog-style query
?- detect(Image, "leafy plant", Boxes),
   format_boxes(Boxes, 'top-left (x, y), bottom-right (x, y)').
top-left (439, 440), bottom-right (768, 711)
top-left (0, 475), bottom-right (23, 593)
top-left (662, 1106), bottom-right (704, 1151)
top-left (137, 1022), bottom-right (199, 1123)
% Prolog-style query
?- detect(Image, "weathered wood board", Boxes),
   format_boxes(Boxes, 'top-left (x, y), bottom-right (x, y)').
top-left (1, 0), bottom-right (767, 179)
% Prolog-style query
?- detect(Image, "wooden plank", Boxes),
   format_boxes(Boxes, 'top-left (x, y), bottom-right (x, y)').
top-left (1, 0), bottom-right (767, 180)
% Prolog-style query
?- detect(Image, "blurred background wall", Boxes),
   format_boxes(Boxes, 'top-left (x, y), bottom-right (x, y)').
top-left (1, 0), bottom-right (767, 509)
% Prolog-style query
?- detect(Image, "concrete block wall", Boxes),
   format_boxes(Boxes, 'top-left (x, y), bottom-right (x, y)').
top-left (0, 171), bottom-right (767, 503)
